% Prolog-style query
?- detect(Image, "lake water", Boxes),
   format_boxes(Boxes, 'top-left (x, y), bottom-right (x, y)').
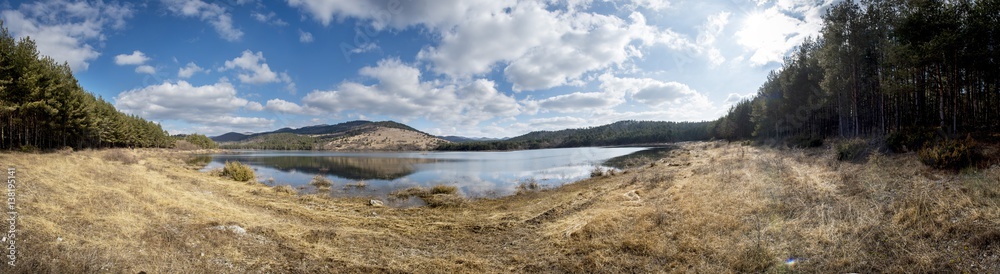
top-left (198, 147), bottom-right (652, 204)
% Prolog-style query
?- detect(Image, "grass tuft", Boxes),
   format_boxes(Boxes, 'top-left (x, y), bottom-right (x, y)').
top-left (309, 175), bottom-right (333, 188)
top-left (390, 184), bottom-right (464, 208)
top-left (103, 149), bottom-right (139, 164)
top-left (274, 185), bottom-right (297, 195)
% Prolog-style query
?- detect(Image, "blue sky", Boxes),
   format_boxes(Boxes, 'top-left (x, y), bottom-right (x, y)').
top-left (1, 0), bottom-right (837, 137)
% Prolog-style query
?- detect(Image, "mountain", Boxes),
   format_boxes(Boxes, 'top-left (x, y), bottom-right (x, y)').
top-left (438, 136), bottom-right (504, 143)
top-left (212, 120), bottom-right (449, 151)
top-left (212, 132), bottom-right (251, 142)
top-left (435, 120), bottom-right (712, 151)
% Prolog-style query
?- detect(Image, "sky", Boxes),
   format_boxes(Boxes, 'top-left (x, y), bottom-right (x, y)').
top-left (1, 0), bottom-right (839, 138)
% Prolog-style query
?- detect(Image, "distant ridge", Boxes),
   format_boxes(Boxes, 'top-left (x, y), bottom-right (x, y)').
top-left (435, 120), bottom-right (711, 151)
top-left (438, 136), bottom-right (504, 143)
top-left (212, 120), bottom-right (447, 151)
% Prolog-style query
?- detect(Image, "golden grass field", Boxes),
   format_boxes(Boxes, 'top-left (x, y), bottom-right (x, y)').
top-left (1, 141), bottom-right (998, 273)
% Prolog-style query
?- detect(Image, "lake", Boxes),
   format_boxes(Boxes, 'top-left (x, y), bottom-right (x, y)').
top-left (198, 147), bottom-right (654, 205)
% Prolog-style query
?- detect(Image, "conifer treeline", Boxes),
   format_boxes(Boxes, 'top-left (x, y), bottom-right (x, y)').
top-left (711, 0), bottom-right (999, 141)
top-left (0, 22), bottom-right (173, 150)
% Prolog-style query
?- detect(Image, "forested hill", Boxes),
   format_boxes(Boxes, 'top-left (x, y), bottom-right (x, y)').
top-left (0, 23), bottom-right (172, 150)
top-left (435, 120), bottom-right (710, 151)
top-left (710, 0), bottom-right (999, 144)
top-left (213, 120), bottom-right (448, 150)
top-left (212, 120), bottom-right (423, 143)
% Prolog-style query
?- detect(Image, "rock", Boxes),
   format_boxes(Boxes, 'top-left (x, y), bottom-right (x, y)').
top-left (212, 225), bottom-right (246, 235)
top-left (369, 199), bottom-right (384, 207)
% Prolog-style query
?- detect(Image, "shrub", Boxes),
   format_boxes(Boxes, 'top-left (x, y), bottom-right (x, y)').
top-left (429, 185), bottom-right (458, 195)
top-left (886, 127), bottom-right (938, 153)
top-left (172, 140), bottom-right (200, 150)
top-left (309, 175), bottom-right (333, 188)
top-left (222, 161), bottom-right (256, 182)
top-left (590, 166), bottom-right (606, 177)
top-left (919, 136), bottom-right (976, 170)
top-left (836, 139), bottom-right (869, 162)
top-left (18, 145), bottom-right (37, 152)
top-left (787, 134), bottom-right (823, 148)
top-left (516, 179), bottom-right (542, 195)
top-left (390, 187), bottom-right (428, 199)
top-left (103, 149), bottom-right (139, 164)
top-left (274, 185), bottom-right (297, 195)
top-left (389, 185), bottom-right (464, 208)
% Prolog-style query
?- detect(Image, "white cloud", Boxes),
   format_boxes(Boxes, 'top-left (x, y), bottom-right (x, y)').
top-left (734, 1), bottom-right (830, 66)
top-left (135, 65), bottom-right (156, 74)
top-left (245, 101), bottom-right (264, 111)
top-left (631, 81), bottom-right (699, 107)
top-left (0, 1), bottom-right (134, 71)
top-left (161, 0), bottom-right (243, 41)
top-left (536, 92), bottom-right (625, 113)
top-left (528, 116), bottom-right (589, 128)
top-left (298, 30), bottom-right (314, 43)
top-left (301, 58), bottom-right (521, 126)
top-left (286, 0), bottom-right (506, 30)
top-left (599, 73), bottom-right (712, 109)
top-left (252, 11), bottom-right (289, 26)
top-left (114, 50), bottom-right (150, 65)
top-left (285, 1), bottom-right (727, 92)
top-left (724, 92), bottom-right (754, 105)
top-left (264, 99), bottom-right (313, 114)
top-left (696, 11), bottom-right (730, 66)
top-left (632, 0), bottom-right (671, 11)
top-left (221, 50), bottom-right (295, 86)
top-left (115, 80), bottom-right (271, 128)
top-left (178, 62), bottom-right (206, 78)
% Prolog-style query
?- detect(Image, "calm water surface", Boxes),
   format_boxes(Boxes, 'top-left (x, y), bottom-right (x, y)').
top-left (199, 147), bottom-right (651, 203)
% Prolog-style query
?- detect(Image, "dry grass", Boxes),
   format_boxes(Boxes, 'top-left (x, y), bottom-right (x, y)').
top-left (2, 142), bottom-right (998, 273)
top-left (389, 184), bottom-right (464, 208)
top-left (101, 149), bottom-right (139, 165)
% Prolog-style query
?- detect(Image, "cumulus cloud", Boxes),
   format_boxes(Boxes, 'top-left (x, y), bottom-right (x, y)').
top-left (114, 50), bottom-right (150, 65)
top-left (0, 1), bottom-right (134, 71)
top-left (286, 0), bottom-right (716, 91)
top-left (536, 92), bottom-right (625, 113)
top-left (115, 80), bottom-right (271, 128)
top-left (161, 0), bottom-right (243, 41)
top-left (264, 99), bottom-right (314, 115)
top-left (251, 11), bottom-right (289, 26)
top-left (178, 62), bottom-right (206, 78)
top-left (135, 65), bottom-right (156, 74)
top-left (696, 11), bottom-right (730, 66)
top-left (599, 73), bottom-right (712, 109)
top-left (631, 0), bottom-right (671, 11)
top-left (221, 50), bottom-right (295, 87)
top-left (528, 116), bottom-right (589, 128)
top-left (286, 0), bottom-right (505, 30)
top-left (735, 1), bottom-right (831, 66)
top-left (301, 58), bottom-right (521, 126)
top-left (298, 30), bottom-right (314, 43)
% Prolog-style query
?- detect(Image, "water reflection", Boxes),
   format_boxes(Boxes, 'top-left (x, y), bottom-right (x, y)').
top-left (205, 154), bottom-right (443, 180)
top-left (200, 147), bottom-right (651, 200)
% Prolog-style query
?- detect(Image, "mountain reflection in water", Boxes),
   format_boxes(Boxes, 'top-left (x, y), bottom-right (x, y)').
top-left (199, 147), bottom-right (652, 201)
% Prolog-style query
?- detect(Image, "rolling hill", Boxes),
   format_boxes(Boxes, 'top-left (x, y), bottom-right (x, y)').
top-left (435, 120), bottom-right (712, 151)
top-left (212, 120), bottom-right (449, 151)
